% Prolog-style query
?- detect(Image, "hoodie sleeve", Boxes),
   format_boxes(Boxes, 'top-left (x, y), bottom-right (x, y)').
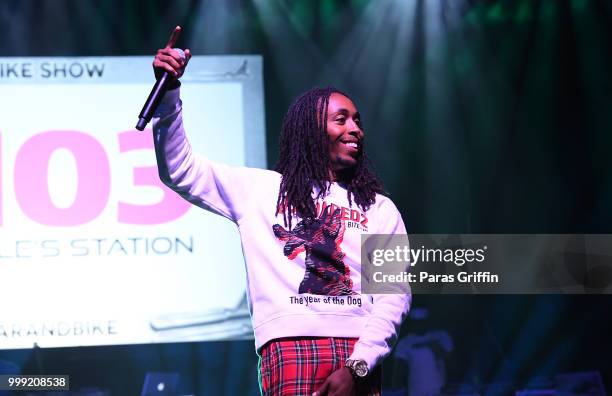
top-left (349, 197), bottom-right (412, 371)
top-left (152, 88), bottom-right (255, 223)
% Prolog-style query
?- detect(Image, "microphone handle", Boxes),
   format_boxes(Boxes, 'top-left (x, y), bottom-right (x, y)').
top-left (135, 72), bottom-right (172, 131)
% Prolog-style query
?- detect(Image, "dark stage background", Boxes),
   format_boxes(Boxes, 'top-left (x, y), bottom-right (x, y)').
top-left (1, 0), bottom-right (611, 394)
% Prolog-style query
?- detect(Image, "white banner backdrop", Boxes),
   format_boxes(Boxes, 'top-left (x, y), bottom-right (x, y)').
top-left (0, 56), bottom-right (265, 349)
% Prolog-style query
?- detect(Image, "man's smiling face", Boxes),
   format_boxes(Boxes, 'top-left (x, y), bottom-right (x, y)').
top-left (326, 93), bottom-right (364, 173)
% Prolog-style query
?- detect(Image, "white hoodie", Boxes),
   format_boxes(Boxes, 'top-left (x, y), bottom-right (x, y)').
top-left (152, 88), bottom-right (411, 370)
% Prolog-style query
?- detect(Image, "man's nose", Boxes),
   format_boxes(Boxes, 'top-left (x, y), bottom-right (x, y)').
top-left (348, 125), bottom-right (363, 139)
top-left (347, 120), bottom-right (363, 136)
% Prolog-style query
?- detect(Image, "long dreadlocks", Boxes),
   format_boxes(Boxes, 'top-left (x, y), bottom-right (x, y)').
top-left (274, 86), bottom-right (385, 227)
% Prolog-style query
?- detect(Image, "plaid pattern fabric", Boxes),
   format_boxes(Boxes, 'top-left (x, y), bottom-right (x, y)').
top-left (258, 337), bottom-right (381, 396)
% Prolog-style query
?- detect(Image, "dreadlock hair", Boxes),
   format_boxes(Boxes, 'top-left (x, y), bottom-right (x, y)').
top-left (274, 86), bottom-right (385, 227)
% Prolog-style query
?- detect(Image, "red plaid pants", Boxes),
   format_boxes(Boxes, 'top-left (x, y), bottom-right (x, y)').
top-left (258, 337), bottom-right (381, 396)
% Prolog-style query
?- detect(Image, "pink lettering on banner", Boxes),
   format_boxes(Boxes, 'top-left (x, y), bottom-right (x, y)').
top-left (117, 130), bottom-right (190, 224)
top-left (14, 131), bottom-right (110, 226)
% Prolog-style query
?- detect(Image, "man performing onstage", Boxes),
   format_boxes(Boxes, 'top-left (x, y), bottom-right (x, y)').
top-left (151, 27), bottom-right (411, 396)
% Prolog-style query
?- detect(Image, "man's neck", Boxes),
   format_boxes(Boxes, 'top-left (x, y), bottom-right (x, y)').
top-left (330, 168), bottom-right (354, 184)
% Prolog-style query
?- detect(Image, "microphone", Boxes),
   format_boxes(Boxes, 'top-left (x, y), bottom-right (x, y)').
top-left (135, 48), bottom-right (185, 131)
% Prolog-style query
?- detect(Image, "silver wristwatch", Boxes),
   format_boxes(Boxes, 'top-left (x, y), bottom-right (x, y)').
top-left (345, 358), bottom-right (369, 378)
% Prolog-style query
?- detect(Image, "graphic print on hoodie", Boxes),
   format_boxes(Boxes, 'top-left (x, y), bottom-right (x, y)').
top-left (273, 208), bottom-right (356, 296)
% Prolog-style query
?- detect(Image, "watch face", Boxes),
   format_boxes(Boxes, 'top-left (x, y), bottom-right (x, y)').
top-left (355, 361), bottom-right (368, 377)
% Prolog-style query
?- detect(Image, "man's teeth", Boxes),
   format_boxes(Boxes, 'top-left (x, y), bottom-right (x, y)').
top-left (344, 142), bottom-right (358, 148)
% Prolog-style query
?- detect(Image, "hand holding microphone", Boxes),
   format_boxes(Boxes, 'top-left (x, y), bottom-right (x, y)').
top-left (135, 26), bottom-right (192, 131)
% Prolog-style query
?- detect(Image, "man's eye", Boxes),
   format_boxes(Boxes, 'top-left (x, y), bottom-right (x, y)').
top-left (354, 118), bottom-right (361, 125)
top-left (335, 117), bottom-right (346, 123)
